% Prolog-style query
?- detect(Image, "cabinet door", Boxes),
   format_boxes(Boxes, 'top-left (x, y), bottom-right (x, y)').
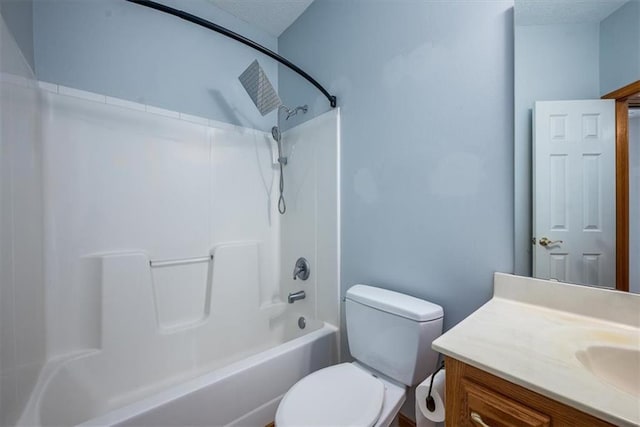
top-left (462, 379), bottom-right (551, 427)
top-left (445, 357), bottom-right (615, 427)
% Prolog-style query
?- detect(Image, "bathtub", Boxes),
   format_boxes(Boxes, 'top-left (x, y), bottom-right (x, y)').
top-left (18, 317), bottom-right (338, 427)
top-left (15, 250), bottom-right (339, 426)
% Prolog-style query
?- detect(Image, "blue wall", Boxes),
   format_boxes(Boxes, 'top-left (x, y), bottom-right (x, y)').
top-left (279, 0), bottom-right (514, 331)
top-left (33, 0), bottom-right (279, 130)
top-left (0, 0), bottom-right (34, 70)
top-left (600, 0), bottom-right (640, 95)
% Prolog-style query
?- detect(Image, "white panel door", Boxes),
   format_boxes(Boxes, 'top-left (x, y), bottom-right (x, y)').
top-left (533, 100), bottom-right (615, 287)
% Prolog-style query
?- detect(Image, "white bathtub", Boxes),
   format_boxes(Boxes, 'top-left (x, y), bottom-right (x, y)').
top-left (19, 319), bottom-right (338, 427)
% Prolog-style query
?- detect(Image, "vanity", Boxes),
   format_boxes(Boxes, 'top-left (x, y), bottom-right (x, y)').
top-left (432, 273), bottom-right (640, 427)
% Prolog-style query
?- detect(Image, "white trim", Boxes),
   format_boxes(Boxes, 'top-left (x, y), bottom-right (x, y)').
top-left (36, 81), bottom-right (270, 134)
top-left (105, 96), bottom-right (145, 112)
top-left (58, 85), bottom-right (106, 103)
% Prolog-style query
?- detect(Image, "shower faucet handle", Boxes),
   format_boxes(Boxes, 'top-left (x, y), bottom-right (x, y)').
top-left (293, 257), bottom-right (310, 281)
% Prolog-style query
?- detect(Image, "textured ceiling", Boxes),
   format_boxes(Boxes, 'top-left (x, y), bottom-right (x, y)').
top-left (213, 0), bottom-right (629, 35)
top-left (209, 0), bottom-right (314, 37)
top-left (515, 0), bottom-right (628, 25)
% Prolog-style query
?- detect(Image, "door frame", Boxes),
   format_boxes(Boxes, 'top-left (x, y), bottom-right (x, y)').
top-left (602, 80), bottom-right (640, 292)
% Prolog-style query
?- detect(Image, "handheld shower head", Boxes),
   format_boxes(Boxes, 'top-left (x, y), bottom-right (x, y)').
top-left (271, 126), bottom-right (281, 142)
top-left (239, 59), bottom-right (309, 216)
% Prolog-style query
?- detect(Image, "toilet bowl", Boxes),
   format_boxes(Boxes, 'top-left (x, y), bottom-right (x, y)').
top-left (275, 285), bottom-right (443, 427)
top-left (276, 362), bottom-right (405, 427)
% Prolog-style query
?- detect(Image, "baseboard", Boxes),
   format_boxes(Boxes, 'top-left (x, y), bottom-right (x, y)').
top-left (398, 412), bottom-right (416, 427)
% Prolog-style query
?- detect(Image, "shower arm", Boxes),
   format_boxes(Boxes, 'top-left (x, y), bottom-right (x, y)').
top-left (125, 0), bottom-right (337, 108)
top-left (282, 105), bottom-right (308, 120)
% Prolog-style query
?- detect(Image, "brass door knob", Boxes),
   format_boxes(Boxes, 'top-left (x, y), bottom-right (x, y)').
top-left (539, 237), bottom-right (563, 247)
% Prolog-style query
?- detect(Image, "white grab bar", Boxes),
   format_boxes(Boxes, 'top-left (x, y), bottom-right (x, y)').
top-left (149, 255), bottom-right (213, 268)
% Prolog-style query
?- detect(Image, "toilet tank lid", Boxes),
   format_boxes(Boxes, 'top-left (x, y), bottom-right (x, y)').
top-left (346, 285), bottom-right (443, 322)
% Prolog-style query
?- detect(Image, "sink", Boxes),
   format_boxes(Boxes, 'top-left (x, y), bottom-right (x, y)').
top-left (576, 346), bottom-right (640, 396)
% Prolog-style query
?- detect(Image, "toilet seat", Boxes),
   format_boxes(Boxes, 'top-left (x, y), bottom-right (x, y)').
top-left (276, 363), bottom-right (385, 427)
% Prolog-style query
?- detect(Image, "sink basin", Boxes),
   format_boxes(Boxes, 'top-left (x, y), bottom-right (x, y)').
top-left (576, 346), bottom-right (640, 396)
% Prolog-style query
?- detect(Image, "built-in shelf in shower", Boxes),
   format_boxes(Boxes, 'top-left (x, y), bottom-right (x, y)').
top-left (151, 255), bottom-right (213, 331)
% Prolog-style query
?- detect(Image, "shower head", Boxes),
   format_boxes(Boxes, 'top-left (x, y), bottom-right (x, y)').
top-left (238, 60), bottom-right (281, 116)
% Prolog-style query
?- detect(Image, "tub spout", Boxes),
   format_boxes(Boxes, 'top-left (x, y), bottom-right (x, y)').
top-left (288, 290), bottom-right (306, 303)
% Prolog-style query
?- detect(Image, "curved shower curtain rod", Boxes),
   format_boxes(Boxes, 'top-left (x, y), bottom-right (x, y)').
top-left (125, 0), bottom-right (337, 108)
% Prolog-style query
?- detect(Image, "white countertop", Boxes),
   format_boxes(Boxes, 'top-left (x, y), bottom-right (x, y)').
top-left (432, 273), bottom-right (640, 427)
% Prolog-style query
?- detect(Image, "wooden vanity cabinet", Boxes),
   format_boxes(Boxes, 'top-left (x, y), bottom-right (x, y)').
top-left (445, 357), bottom-right (615, 427)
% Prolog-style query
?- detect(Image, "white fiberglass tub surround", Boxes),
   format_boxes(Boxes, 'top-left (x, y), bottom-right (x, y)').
top-left (14, 85), bottom-right (340, 426)
top-left (0, 16), bottom-right (47, 427)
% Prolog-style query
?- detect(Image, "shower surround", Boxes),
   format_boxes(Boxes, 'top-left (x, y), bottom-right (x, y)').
top-left (0, 16), bottom-right (46, 427)
top-left (1, 18), bottom-right (340, 423)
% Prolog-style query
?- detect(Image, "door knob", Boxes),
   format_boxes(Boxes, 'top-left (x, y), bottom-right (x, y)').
top-left (539, 237), bottom-right (563, 247)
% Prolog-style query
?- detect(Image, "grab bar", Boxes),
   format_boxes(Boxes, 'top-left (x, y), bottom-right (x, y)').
top-left (149, 255), bottom-right (213, 268)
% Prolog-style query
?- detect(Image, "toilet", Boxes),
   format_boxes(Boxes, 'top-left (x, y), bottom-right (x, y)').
top-left (276, 284), bottom-right (444, 427)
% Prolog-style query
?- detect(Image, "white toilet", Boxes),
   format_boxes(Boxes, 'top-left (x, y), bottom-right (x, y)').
top-left (276, 284), bottom-right (444, 427)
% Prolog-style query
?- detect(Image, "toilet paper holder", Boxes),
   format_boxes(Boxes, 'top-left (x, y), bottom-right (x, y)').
top-left (425, 360), bottom-right (445, 412)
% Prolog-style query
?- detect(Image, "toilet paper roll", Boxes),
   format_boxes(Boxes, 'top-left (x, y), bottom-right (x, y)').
top-left (415, 369), bottom-right (445, 427)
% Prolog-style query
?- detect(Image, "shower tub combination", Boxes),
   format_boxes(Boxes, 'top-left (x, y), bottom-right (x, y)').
top-left (14, 79), bottom-right (340, 427)
top-left (3, 0), bottom-right (342, 424)
top-left (17, 247), bottom-right (338, 426)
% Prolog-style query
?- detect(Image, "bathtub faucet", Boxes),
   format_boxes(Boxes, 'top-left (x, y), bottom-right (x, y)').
top-left (288, 290), bottom-right (306, 304)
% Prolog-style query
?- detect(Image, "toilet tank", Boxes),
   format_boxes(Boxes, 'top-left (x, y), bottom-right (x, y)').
top-left (345, 285), bottom-right (443, 386)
